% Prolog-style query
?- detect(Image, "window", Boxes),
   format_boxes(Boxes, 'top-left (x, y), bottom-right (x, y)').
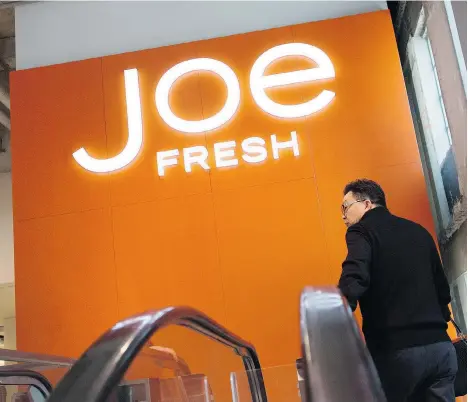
top-left (406, 11), bottom-right (461, 235)
top-left (425, 31), bottom-right (461, 216)
top-left (405, 6), bottom-right (466, 331)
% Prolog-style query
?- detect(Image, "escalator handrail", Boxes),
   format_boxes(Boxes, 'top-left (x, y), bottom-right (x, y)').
top-left (47, 306), bottom-right (267, 402)
top-left (0, 369), bottom-right (53, 398)
top-left (300, 287), bottom-right (386, 402)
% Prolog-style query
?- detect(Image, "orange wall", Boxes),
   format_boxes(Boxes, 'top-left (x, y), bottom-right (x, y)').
top-left (11, 9), bottom-right (434, 383)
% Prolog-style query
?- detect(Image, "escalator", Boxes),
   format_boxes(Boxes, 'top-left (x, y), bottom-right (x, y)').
top-left (0, 349), bottom-right (74, 401)
top-left (299, 287), bottom-right (385, 402)
top-left (0, 287), bottom-right (386, 401)
top-left (0, 370), bottom-right (53, 400)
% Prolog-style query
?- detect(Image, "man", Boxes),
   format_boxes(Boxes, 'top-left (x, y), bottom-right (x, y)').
top-left (338, 179), bottom-right (457, 402)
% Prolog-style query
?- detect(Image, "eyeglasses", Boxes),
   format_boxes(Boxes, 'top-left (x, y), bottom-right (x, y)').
top-left (341, 199), bottom-right (366, 217)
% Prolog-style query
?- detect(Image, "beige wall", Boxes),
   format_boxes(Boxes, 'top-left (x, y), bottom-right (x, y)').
top-left (0, 173), bottom-right (14, 285)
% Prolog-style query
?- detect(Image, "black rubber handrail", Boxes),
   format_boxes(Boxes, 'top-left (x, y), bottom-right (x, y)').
top-left (300, 287), bottom-right (386, 402)
top-left (0, 369), bottom-right (53, 398)
top-left (47, 306), bottom-right (267, 402)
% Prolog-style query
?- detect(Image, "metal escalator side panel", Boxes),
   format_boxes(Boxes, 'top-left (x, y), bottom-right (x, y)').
top-left (300, 287), bottom-right (386, 402)
top-left (47, 306), bottom-right (267, 402)
top-left (0, 349), bottom-right (75, 368)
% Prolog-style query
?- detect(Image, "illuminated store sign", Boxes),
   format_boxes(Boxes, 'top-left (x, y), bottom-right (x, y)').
top-left (156, 132), bottom-right (299, 176)
top-left (73, 43), bottom-right (335, 175)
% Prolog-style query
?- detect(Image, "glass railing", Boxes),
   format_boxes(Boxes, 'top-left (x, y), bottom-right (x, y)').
top-left (117, 374), bottom-right (213, 402)
top-left (231, 364), bottom-right (301, 402)
top-left (36, 287), bottom-right (386, 402)
top-left (120, 323), bottom-right (245, 401)
top-left (46, 307), bottom-right (267, 402)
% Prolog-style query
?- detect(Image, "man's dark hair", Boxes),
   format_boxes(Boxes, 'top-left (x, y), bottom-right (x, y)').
top-left (344, 179), bottom-right (387, 208)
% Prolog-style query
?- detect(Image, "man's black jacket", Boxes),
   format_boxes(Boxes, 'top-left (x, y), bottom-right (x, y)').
top-left (338, 207), bottom-right (451, 353)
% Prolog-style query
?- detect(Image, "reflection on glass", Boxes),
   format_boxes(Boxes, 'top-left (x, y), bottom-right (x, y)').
top-left (0, 385), bottom-right (46, 402)
top-left (113, 325), bottom-right (245, 402)
top-left (231, 364), bottom-right (301, 402)
top-left (112, 375), bottom-right (213, 402)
